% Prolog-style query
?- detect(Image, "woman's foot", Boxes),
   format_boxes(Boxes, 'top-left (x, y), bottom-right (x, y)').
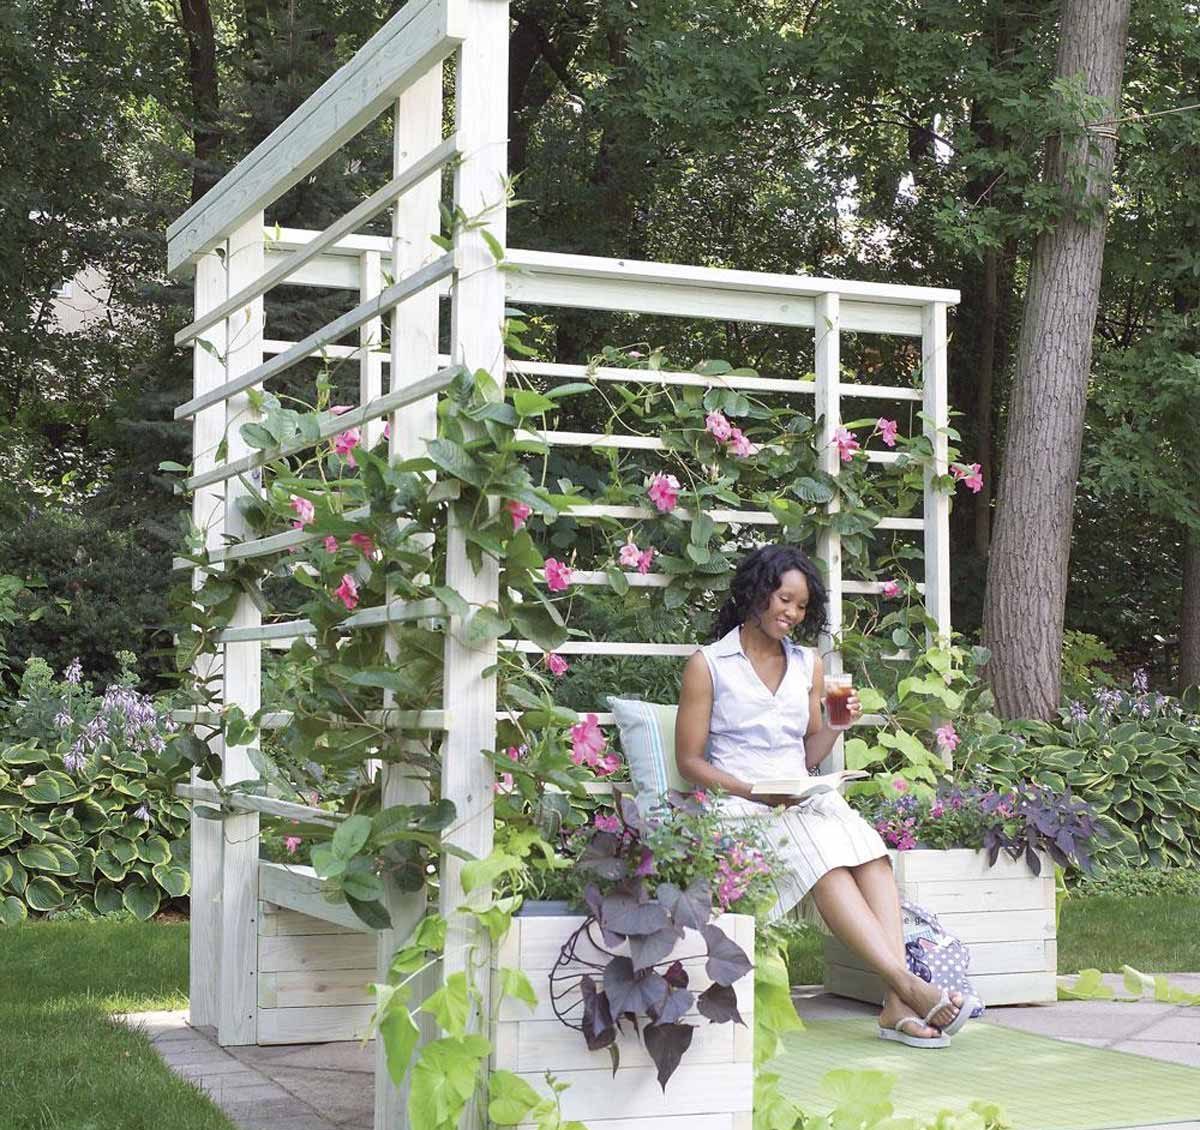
top-left (878, 995), bottom-right (940, 1040)
top-left (904, 977), bottom-right (963, 1030)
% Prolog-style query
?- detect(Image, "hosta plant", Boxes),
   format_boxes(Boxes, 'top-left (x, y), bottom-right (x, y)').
top-left (0, 655), bottom-right (190, 923)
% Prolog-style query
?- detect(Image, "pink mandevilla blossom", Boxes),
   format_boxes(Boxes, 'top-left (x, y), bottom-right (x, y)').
top-left (493, 771), bottom-right (515, 794)
top-left (646, 473), bottom-right (681, 513)
top-left (727, 427), bottom-right (756, 458)
top-left (705, 410), bottom-right (732, 442)
top-left (323, 535), bottom-right (339, 553)
top-left (953, 463), bottom-right (984, 493)
top-left (569, 713), bottom-right (606, 767)
top-left (544, 557), bottom-right (573, 592)
top-left (506, 499), bottom-right (533, 530)
top-left (880, 579), bottom-right (901, 599)
top-left (834, 427), bottom-right (860, 463)
top-left (594, 812), bottom-right (621, 834)
top-left (636, 547), bottom-right (656, 575)
top-left (285, 836), bottom-right (302, 854)
top-left (349, 532), bottom-right (376, 556)
top-left (290, 496), bottom-right (315, 526)
top-left (935, 723), bottom-right (960, 751)
top-left (504, 745), bottom-right (526, 762)
top-left (546, 652), bottom-right (569, 677)
top-left (877, 418), bottom-right (899, 447)
top-left (334, 428), bottom-right (361, 466)
top-left (618, 543), bottom-right (642, 568)
top-left (334, 574), bottom-right (359, 611)
top-left (330, 405), bottom-right (353, 416)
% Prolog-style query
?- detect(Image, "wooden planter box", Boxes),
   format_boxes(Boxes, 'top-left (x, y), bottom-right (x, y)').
top-left (823, 849), bottom-right (1056, 1006)
top-left (494, 912), bottom-right (755, 1130)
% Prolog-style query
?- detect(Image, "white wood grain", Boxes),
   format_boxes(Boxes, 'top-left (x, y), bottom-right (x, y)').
top-left (260, 931), bottom-right (378, 974)
top-left (219, 218), bottom-right (265, 1047)
top-left (188, 248), bottom-right (227, 1031)
top-left (258, 862), bottom-right (368, 931)
top-left (893, 848), bottom-right (1045, 883)
top-left (902, 876), bottom-right (1056, 914)
top-left (258, 906), bottom-right (363, 937)
top-left (258, 967), bottom-right (376, 1008)
top-left (166, 0), bottom-right (466, 273)
top-left (921, 302), bottom-right (952, 657)
top-left (257, 1004), bottom-right (376, 1045)
top-left (824, 963), bottom-right (1057, 1007)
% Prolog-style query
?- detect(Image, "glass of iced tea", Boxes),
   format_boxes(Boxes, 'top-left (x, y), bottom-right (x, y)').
top-left (825, 673), bottom-right (855, 730)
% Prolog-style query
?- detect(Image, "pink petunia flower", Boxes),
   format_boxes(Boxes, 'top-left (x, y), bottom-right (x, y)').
top-left (636, 547), bottom-right (656, 575)
top-left (880, 579), bottom-right (901, 599)
top-left (544, 557), bottom-right (573, 592)
top-left (634, 848), bottom-right (656, 877)
top-left (290, 496), bottom-right (315, 526)
top-left (834, 427), bottom-right (860, 463)
top-left (727, 427), bottom-right (756, 458)
top-left (594, 812), bottom-right (621, 834)
top-left (618, 543), bottom-right (642, 568)
top-left (596, 751), bottom-right (621, 776)
top-left (546, 652), bottom-right (569, 677)
top-left (646, 473), bottom-right (681, 513)
top-left (323, 535), bottom-right (339, 553)
top-left (506, 499), bottom-right (533, 530)
top-left (334, 428), bottom-right (361, 467)
top-left (284, 836), bottom-right (302, 854)
top-left (877, 418), bottom-right (899, 447)
top-left (569, 713), bottom-right (606, 767)
top-left (705, 411), bottom-right (732, 442)
top-left (693, 790), bottom-right (708, 804)
top-left (935, 723), bottom-right (959, 751)
top-left (952, 463), bottom-right (984, 493)
top-left (892, 778), bottom-right (909, 793)
top-left (349, 532), bottom-right (376, 557)
top-left (334, 574), bottom-right (359, 611)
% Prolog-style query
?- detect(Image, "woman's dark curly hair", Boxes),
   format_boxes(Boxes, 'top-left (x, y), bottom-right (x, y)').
top-left (711, 544), bottom-right (828, 644)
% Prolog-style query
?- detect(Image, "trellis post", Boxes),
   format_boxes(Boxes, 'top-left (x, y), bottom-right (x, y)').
top-left (188, 249), bottom-right (227, 1030)
top-left (814, 291), bottom-right (844, 771)
top-left (218, 216), bottom-right (265, 1046)
top-left (438, 3), bottom-right (509, 1126)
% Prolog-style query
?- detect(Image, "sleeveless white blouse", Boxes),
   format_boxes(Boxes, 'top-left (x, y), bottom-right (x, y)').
top-left (699, 624), bottom-right (814, 784)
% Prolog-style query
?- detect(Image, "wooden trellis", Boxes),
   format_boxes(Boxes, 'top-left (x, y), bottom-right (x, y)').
top-left (166, 0), bottom-right (958, 1126)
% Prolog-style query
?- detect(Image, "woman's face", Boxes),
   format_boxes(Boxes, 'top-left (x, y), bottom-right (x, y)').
top-left (751, 568), bottom-right (810, 640)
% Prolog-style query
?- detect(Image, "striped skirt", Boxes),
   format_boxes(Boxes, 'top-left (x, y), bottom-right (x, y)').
top-left (719, 790), bottom-right (888, 925)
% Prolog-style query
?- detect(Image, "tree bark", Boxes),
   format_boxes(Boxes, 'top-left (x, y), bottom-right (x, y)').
top-left (1182, 532), bottom-right (1200, 691)
top-left (983, 0), bottom-right (1131, 719)
top-left (178, 0), bottom-right (221, 203)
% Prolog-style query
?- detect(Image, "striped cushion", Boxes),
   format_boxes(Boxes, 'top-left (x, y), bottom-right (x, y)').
top-left (605, 696), bottom-right (689, 802)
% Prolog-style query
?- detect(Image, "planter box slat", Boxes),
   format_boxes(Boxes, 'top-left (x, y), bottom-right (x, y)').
top-left (256, 1003), bottom-right (374, 1044)
top-left (259, 931), bottom-right (376, 973)
top-left (933, 908), bottom-right (1056, 944)
top-left (259, 907), bottom-right (364, 937)
top-left (258, 968), bottom-right (375, 1008)
top-left (903, 876), bottom-right (1055, 914)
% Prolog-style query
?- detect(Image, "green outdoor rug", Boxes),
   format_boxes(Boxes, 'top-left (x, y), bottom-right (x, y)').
top-left (775, 1020), bottom-right (1200, 1130)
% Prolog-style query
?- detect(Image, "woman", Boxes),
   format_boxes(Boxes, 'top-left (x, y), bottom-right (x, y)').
top-left (674, 543), bottom-right (976, 1047)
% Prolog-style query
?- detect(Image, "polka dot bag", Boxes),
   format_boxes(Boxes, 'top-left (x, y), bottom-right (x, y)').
top-left (901, 899), bottom-right (986, 1019)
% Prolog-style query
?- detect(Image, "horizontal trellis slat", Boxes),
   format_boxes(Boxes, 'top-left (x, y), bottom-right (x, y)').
top-left (175, 253), bottom-right (455, 420)
top-left (180, 366), bottom-right (459, 492)
top-left (215, 596), bottom-right (443, 643)
top-left (555, 571), bottom-right (923, 596)
top-left (172, 707), bottom-right (448, 731)
top-left (562, 503), bottom-right (923, 531)
top-left (176, 135), bottom-right (460, 347)
top-left (165, 0), bottom-right (466, 274)
top-left (172, 506), bottom-right (372, 570)
top-left (178, 782), bottom-right (344, 827)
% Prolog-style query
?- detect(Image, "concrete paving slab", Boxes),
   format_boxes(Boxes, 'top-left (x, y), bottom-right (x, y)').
top-left (1135, 1015), bottom-right (1200, 1043)
top-left (230, 1041), bottom-right (374, 1073)
top-left (1110, 1039), bottom-right (1200, 1068)
top-left (267, 1065), bottom-right (376, 1124)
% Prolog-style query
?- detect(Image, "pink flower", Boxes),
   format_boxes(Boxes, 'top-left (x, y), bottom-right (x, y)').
top-left (634, 848), bottom-right (656, 877)
top-left (506, 499), bottom-right (533, 530)
top-left (504, 745), bottom-right (527, 762)
top-left (493, 771), bottom-right (515, 793)
top-left (646, 472), bottom-right (681, 513)
top-left (334, 428), bottom-right (361, 467)
top-left (597, 752), bottom-right (621, 776)
top-left (323, 535), bottom-right (339, 553)
top-left (349, 532), bottom-right (376, 557)
top-left (330, 405), bottom-right (353, 416)
top-left (834, 427), bottom-right (860, 463)
top-left (284, 836), bottom-right (302, 854)
top-left (636, 547), bottom-right (656, 575)
top-left (569, 713), bottom-right (606, 767)
top-left (727, 427), bottom-right (756, 458)
top-left (383, 421), bottom-right (392, 440)
top-left (618, 543), bottom-right (642, 568)
top-left (546, 652), bottom-right (569, 678)
top-left (693, 790), bottom-right (708, 804)
top-left (952, 463), bottom-right (984, 493)
top-left (930, 803), bottom-right (945, 819)
top-left (334, 574), bottom-right (359, 611)
top-left (877, 418), bottom-right (899, 447)
top-left (892, 778), bottom-right (909, 793)
top-left (594, 812), bottom-right (621, 834)
top-left (880, 579), bottom-right (901, 599)
top-left (290, 496), bottom-right (315, 526)
top-left (935, 723), bottom-right (959, 751)
top-left (544, 557), bottom-right (573, 592)
top-left (705, 411), bottom-right (732, 442)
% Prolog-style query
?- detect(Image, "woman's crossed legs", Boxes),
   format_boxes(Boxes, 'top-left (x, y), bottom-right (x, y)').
top-left (810, 857), bottom-right (961, 1038)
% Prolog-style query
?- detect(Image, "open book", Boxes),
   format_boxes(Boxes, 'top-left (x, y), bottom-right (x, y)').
top-left (749, 769), bottom-right (869, 799)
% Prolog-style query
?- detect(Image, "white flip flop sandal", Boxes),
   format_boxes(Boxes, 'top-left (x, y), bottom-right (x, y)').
top-left (922, 988), bottom-right (981, 1037)
top-left (878, 1016), bottom-right (951, 1048)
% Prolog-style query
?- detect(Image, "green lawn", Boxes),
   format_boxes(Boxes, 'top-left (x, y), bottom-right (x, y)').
top-left (785, 894), bottom-right (1200, 984)
top-left (0, 919), bottom-right (234, 1130)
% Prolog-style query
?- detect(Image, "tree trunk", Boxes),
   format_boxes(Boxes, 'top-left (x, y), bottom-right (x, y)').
top-left (1182, 532), bottom-right (1200, 691)
top-left (178, 0), bottom-right (221, 203)
top-left (983, 0), bottom-right (1131, 720)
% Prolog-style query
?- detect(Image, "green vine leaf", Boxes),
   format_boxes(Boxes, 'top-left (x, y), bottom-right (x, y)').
top-left (420, 971), bottom-right (473, 1037)
top-left (465, 607), bottom-right (511, 644)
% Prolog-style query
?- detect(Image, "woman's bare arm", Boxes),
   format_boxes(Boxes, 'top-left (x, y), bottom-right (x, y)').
top-left (674, 652), bottom-right (757, 801)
